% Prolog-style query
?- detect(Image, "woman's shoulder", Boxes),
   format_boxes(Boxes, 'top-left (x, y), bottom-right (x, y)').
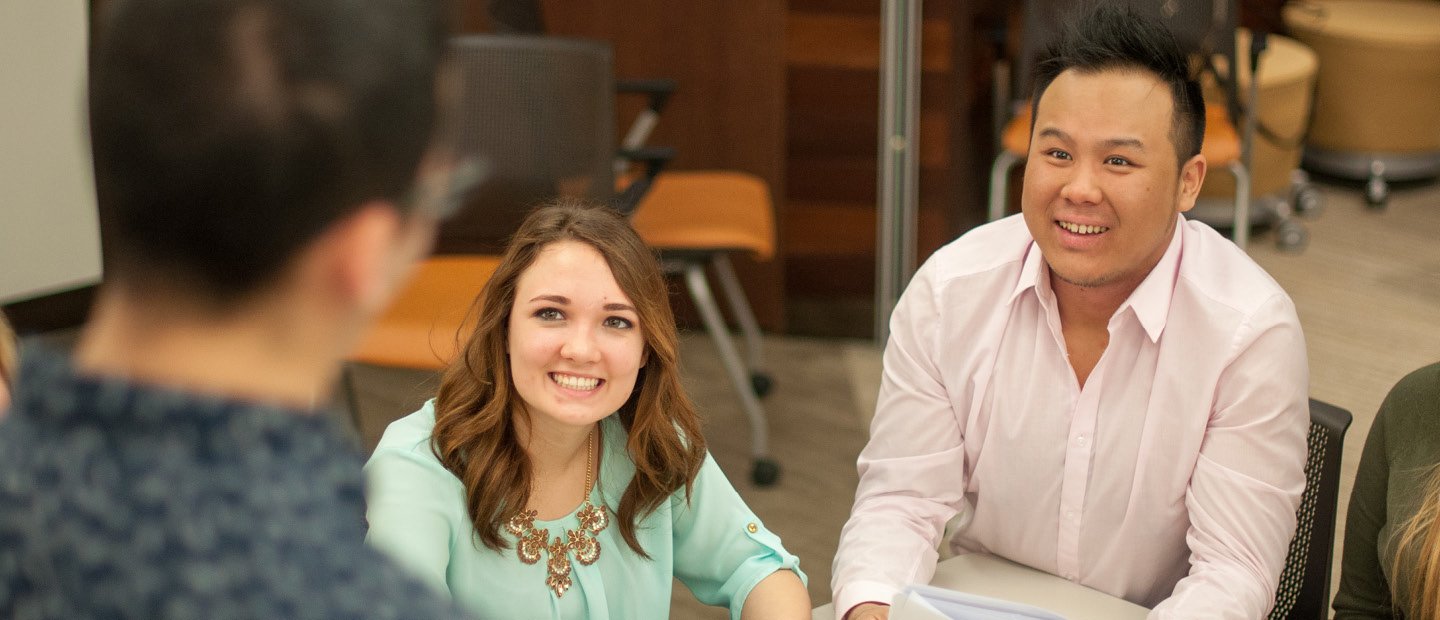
top-left (364, 400), bottom-right (467, 495)
top-left (1393, 362), bottom-right (1440, 397)
top-left (1380, 362), bottom-right (1440, 441)
top-left (370, 400), bottom-right (442, 462)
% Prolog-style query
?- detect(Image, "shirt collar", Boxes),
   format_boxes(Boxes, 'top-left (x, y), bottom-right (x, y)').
top-left (1008, 241), bottom-right (1049, 305)
top-left (1008, 216), bottom-right (1185, 343)
top-left (1117, 218), bottom-right (1184, 342)
top-left (13, 343), bottom-right (340, 435)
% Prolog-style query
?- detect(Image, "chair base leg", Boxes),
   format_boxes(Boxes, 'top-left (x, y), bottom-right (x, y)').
top-left (1229, 161), bottom-right (1252, 250)
top-left (709, 254), bottom-right (773, 398)
top-left (683, 261), bottom-right (778, 486)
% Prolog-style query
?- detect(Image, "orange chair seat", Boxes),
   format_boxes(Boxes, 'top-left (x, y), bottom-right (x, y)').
top-left (349, 255), bottom-right (500, 370)
top-left (1001, 103), bottom-right (1241, 165)
top-left (627, 171), bottom-right (776, 261)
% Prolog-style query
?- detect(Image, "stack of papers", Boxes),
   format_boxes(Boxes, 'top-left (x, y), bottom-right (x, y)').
top-left (890, 584), bottom-right (1068, 620)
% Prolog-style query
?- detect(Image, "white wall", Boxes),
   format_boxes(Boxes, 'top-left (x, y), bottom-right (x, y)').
top-left (0, 1), bottom-right (102, 304)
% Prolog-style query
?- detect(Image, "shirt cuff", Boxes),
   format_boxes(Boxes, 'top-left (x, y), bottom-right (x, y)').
top-left (834, 580), bottom-right (901, 620)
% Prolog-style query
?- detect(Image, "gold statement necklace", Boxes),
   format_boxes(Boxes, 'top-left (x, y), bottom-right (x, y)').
top-left (505, 427), bottom-right (610, 598)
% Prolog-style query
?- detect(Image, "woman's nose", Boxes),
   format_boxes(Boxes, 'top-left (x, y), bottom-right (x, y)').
top-left (559, 325), bottom-right (600, 362)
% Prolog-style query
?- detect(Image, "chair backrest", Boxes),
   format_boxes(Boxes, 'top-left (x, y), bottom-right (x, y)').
top-left (436, 35), bottom-right (616, 255)
top-left (1010, 0), bottom-right (1242, 123)
top-left (1268, 398), bottom-right (1352, 620)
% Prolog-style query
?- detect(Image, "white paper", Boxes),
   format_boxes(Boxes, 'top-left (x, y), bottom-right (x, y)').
top-left (890, 584), bottom-right (1069, 620)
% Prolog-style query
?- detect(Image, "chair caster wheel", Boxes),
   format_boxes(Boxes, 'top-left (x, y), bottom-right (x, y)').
top-left (1292, 186), bottom-right (1323, 218)
top-left (751, 459), bottom-right (780, 486)
top-left (750, 372), bottom-right (774, 398)
top-left (1275, 221), bottom-right (1308, 253)
top-left (1366, 164), bottom-right (1388, 209)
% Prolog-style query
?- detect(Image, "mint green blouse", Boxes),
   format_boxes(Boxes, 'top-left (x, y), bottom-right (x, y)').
top-left (363, 401), bottom-right (805, 619)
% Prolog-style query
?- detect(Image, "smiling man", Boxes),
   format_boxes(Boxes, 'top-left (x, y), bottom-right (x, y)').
top-left (831, 6), bottom-right (1308, 620)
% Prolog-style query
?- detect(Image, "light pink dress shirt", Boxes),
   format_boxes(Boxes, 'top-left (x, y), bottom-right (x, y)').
top-left (831, 215), bottom-right (1309, 619)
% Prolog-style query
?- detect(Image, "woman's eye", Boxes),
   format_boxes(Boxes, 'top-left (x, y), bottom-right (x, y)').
top-left (603, 316), bottom-right (634, 330)
top-left (535, 308), bottom-right (563, 321)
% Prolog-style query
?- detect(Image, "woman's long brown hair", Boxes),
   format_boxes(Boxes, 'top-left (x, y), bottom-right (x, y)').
top-left (431, 201), bottom-right (706, 558)
top-left (0, 311), bottom-right (16, 389)
top-left (1392, 463), bottom-right (1440, 619)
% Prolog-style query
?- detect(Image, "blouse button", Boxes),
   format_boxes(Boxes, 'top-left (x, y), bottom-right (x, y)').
top-left (746, 522), bottom-right (759, 534)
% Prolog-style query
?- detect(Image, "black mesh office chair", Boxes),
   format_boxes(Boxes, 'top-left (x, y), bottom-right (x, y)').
top-left (435, 36), bottom-right (617, 255)
top-left (426, 35), bottom-right (782, 486)
top-left (1268, 398), bottom-right (1352, 620)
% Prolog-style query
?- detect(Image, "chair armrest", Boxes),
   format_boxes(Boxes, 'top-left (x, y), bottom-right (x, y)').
top-left (617, 78), bottom-right (677, 114)
top-left (613, 146), bottom-right (676, 215)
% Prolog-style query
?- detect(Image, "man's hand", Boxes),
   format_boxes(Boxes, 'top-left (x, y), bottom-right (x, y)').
top-left (845, 603), bottom-right (890, 620)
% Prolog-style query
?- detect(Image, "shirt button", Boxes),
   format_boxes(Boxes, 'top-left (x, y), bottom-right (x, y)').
top-left (746, 523), bottom-right (759, 534)
top-left (1076, 436), bottom-right (1087, 446)
top-left (1066, 510), bottom-right (1076, 520)
top-left (1066, 574), bottom-right (1078, 582)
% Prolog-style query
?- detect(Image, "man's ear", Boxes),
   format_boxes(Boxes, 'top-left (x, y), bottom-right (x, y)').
top-left (1176, 154), bottom-right (1207, 214)
top-left (320, 201), bottom-right (408, 314)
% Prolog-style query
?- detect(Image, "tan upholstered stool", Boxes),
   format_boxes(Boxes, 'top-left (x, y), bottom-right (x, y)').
top-left (1200, 29), bottom-right (1319, 201)
top-left (1284, 0), bottom-right (1440, 206)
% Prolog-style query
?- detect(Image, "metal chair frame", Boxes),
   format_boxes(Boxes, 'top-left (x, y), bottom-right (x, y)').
top-left (1268, 398), bottom-right (1352, 620)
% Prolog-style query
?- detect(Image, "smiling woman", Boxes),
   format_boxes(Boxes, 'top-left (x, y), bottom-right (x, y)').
top-left (505, 240), bottom-right (648, 434)
top-left (362, 201), bottom-right (811, 619)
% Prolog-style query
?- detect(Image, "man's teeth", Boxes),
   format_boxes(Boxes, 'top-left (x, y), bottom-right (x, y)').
top-left (1059, 221), bottom-right (1109, 235)
top-left (552, 373), bottom-right (600, 390)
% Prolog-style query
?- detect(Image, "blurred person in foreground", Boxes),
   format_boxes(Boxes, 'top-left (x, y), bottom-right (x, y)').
top-left (832, 5), bottom-right (1308, 619)
top-left (1333, 363), bottom-right (1440, 620)
top-left (363, 202), bottom-right (811, 618)
top-left (0, 0), bottom-right (479, 617)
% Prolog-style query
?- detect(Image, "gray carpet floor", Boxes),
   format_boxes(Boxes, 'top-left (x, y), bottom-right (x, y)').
top-left (346, 177), bottom-right (1440, 618)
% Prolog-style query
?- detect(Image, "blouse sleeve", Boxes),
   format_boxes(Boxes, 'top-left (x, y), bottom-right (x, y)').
top-left (363, 445), bottom-right (460, 598)
top-left (671, 453), bottom-right (806, 620)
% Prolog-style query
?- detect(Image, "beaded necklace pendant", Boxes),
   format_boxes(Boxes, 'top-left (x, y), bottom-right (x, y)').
top-left (505, 428), bottom-right (609, 598)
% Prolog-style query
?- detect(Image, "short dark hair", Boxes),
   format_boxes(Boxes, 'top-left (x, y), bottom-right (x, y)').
top-left (1030, 3), bottom-right (1205, 165)
top-left (89, 0), bottom-right (453, 303)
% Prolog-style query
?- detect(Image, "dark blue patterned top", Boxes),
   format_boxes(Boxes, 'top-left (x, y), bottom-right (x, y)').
top-left (0, 346), bottom-right (476, 620)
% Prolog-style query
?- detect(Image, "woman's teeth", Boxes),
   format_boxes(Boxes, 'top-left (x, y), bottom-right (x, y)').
top-left (1059, 221), bottom-right (1109, 235)
top-left (551, 373), bottom-right (600, 391)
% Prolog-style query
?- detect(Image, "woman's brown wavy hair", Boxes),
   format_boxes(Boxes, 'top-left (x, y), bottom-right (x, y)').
top-left (430, 200), bottom-right (706, 558)
top-left (0, 311), bottom-right (16, 391)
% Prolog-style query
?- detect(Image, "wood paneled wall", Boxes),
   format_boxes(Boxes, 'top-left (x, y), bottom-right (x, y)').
top-left (491, 0), bottom-right (791, 331)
